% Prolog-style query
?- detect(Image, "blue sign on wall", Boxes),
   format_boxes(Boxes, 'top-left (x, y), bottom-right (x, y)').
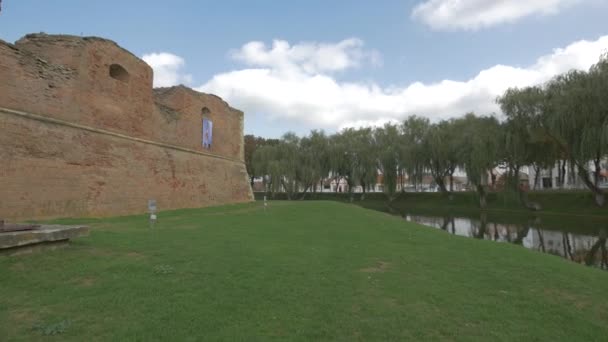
top-left (202, 118), bottom-right (213, 149)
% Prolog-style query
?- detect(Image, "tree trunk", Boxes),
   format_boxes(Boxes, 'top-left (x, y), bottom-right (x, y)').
top-left (477, 184), bottom-right (487, 209)
top-left (594, 155), bottom-right (601, 187)
top-left (537, 230), bottom-right (546, 252)
top-left (512, 165), bottom-right (521, 193)
top-left (562, 233), bottom-right (573, 260)
top-left (434, 176), bottom-right (449, 194)
top-left (513, 224), bottom-right (531, 245)
top-left (474, 212), bottom-right (488, 239)
top-left (519, 189), bottom-right (541, 211)
top-left (361, 180), bottom-right (367, 201)
top-left (440, 216), bottom-right (451, 231)
top-left (533, 165), bottom-right (540, 190)
top-left (576, 162), bottom-right (605, 207)
top-left (569, 160), bottom-right (576, 188)
top-left (299, 185), bottom-right (311, 200)
top-left (281, 179), bottom-right (292, 200)
top-left (511, 164), bottom-right (539, 210)
top-left (560, 160), bottom-right (567, 188)
top-left (555, 160), bottom-right (562, 189)
top-left (449, 172), bottom-right (454, 192)
top-left (585, 230), bottom-right (607, 266)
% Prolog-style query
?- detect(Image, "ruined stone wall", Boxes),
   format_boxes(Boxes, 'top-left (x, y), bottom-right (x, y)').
top-left (0, 34), bottom-right (253, 220)
top-left (153, 86), bottom-right (245, 161)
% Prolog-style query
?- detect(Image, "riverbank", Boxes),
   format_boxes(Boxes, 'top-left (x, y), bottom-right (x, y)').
top-left (1, 201), bottom-right (607, 340)
top-left (254, 190), bottom-right (608, 217)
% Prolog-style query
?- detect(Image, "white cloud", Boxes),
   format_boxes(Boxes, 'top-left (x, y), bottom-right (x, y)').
top-left (142, 52), bottom-right (193, 87)
top-left (197, 35), bottom-right (608, 131)
top-left (411, 0), bottom-right (581, 31)
top-left (231, 38), bottom-right (381, 76)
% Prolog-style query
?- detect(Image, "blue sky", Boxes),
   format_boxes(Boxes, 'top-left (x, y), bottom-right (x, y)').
top-left (1, 0), bottom-right (607, 137)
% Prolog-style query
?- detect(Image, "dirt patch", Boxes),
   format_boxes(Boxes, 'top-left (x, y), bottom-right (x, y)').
top-left (85, 247), bottom-right (114, 257)
top-left (81, 277), bottom-right (96, 287)
top-left (9, 262), bottom-right (26, 271)
top-left (543, 288), bottom-right (591, 310)
top-left (8, 308), bottom-right (40, 326)
top-left (72, 276), bottom-right (96, 287)
top-left (125, 251), bottom-right (145, 259)
top-left (384, 297), bottom-right (399, 307)
top-left (82, 247), bottom-right (146, 260)
top-left (359, 261), bottom-right (390, 273)
top-left (203, 206), bottom-right (262, 216)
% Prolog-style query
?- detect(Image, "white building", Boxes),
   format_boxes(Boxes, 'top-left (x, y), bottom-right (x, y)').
top-left (527, 160), bottom-right (608, 190)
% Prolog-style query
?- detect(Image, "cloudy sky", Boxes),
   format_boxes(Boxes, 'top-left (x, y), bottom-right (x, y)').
top-left (2, 0), bottom-right (607, 137)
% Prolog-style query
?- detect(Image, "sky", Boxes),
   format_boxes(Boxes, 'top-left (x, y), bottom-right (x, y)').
top-left (1, 0), bottom-right (607, 138)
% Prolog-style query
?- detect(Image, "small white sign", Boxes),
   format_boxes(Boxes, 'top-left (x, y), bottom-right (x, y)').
top-left (148, 199), bottom-right (157, 213)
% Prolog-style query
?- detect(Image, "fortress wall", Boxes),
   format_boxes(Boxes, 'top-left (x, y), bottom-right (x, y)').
top-left (0, 34), bottom-right (253, 220)
top-left (11, 34), bottom-right (155, 139)
top-left (153, 87), bottom-right (245, 161)
top-left (0, 108), bottom-right (252, 220)
top-left (0, 38), bottom-right (79, 121)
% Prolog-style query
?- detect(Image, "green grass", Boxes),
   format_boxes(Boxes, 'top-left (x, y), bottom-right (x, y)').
top-left (1, 201), bottom-right (607, 341)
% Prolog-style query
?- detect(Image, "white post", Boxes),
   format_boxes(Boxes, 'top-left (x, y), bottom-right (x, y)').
top-left (148, 199), bottom-right (157, 228)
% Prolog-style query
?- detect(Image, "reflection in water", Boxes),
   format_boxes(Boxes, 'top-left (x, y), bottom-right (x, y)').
top-left (404, 214), bottom-right (608, 270)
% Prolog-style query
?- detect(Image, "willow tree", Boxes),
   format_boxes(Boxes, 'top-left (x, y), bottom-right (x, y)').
top-left (458, 113), bottom-right (501, 208)
top-left (425, 119), bottom-right (461, 195)
top-left (252, 144), bottom-right (280, 195)
top-left (542, 55), bottom-right (608, 206)
top-left (307, 130), bottom-right (331, 193)
top-left (349, 127), bottom-right (378, 199)
top-left (327, 133), bottom-right (349, 193)
top-left (374, 123), bottom-right (401, 202)
top-left (297, 135), bottom-right (321, 198)
top-left (252, 133), bottom-right (300, 199)
top-left (244, 135), bottom-right (257, 187)
top-left (498, 86), bottom-right (560, 208)
top-left (280, 133), bottom-right (302, 198)
top-left (244, 135), bottom-right (280, 188)
top-left (401, 116), bottom-right (430, 191)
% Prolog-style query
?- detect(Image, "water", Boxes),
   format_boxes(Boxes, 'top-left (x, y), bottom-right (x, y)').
top-left (403, 212), bottom-right (608, 270)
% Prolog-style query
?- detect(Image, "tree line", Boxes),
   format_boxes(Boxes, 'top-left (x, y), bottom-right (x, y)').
top-left (246, 54), bottom-right (608, 208)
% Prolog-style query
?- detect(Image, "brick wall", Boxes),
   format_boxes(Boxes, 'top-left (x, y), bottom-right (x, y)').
top-left (0, 34), bottom-right (253, 220)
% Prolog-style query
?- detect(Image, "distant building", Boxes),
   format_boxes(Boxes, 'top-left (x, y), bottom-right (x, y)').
top-left (527, 161), bottom-right (608, 190)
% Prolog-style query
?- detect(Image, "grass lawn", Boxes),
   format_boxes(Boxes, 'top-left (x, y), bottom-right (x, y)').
top-left (1, 201), bottom-right (607, 341)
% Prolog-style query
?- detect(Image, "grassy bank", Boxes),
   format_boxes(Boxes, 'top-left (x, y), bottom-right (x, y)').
top-left (1, 201), bottom-right (607, 340)
top-left (255, 190), bottom-right (608, 217)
